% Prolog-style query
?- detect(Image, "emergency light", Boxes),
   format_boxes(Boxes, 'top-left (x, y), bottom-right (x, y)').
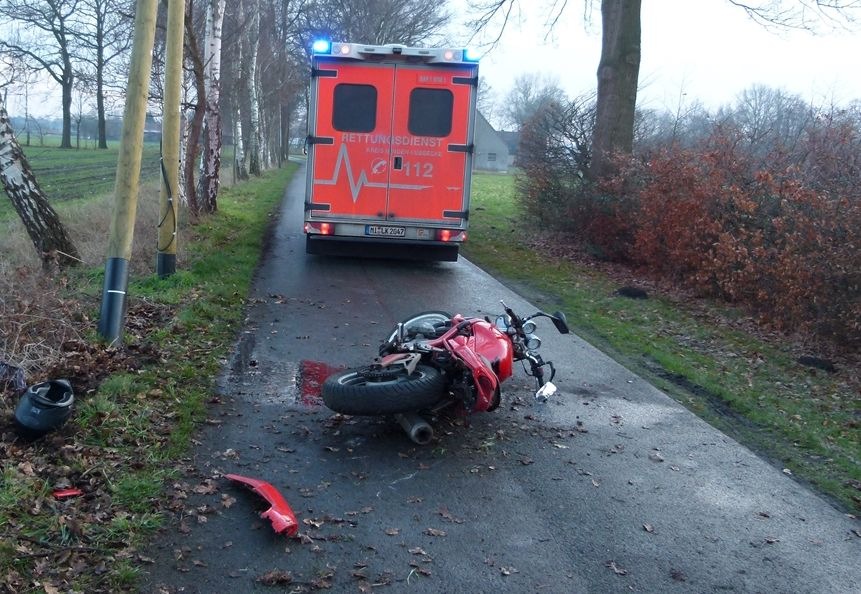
top-left (463, 47), bottom-right (481, 62)
top-left (312, 39), bottom-right (331, 54)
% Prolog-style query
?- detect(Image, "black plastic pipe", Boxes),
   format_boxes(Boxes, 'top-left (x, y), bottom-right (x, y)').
top-left (97, 257), bottom-right (129, 343)
top-left (157, 252), bottom-right (176, 278)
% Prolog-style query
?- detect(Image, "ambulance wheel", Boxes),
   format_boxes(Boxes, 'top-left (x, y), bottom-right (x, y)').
top-left (322, 364), bottom-right (446, 415)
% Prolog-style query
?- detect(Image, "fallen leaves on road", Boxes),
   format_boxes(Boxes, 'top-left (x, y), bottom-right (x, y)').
top-left (438, 507), bottom-right (464, 524)
top-left (193, 479), bottom-right (218, 494)
top-left (643, 523), bottom-right (655, 533)
top-left (606, 560), bottom-right (628, 576)
top-left (424, 528), bottom-right (447, 537)
top-left (257, 569), bottom-right (293, 585)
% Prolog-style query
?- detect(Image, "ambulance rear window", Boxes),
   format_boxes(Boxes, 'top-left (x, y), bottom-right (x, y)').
top-left (333, 84), bottom-right (377, 132)
top-left (408, 88), bottom-right (453, 137)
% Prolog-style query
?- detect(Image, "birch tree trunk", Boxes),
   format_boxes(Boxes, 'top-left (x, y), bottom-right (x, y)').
top-left (0, 103), bottom-right (79, 267)
top-left (197, 0), bottom-right (226, 213)
top-left (182, 0), bottom-right (205, 216)
top-left (589, 0), bottom-right (642, 180)
top-left (178, 108), bottom-right (190, 206)
top-left (242, 0), bottom-right (262, 176)
top-left (234, 104), bottom-right (247, 180)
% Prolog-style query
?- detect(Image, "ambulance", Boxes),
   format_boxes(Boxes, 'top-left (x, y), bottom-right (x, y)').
top-left (303, 40), bottom-right (479, 261)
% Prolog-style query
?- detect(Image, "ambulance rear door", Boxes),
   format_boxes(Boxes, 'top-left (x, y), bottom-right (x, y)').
top-left (386, 64), bottom-right (477, 227)
top-left (307, 61), bottom-right (396, 221)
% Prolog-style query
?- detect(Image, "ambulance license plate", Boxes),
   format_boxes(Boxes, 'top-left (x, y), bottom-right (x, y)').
top-left (366, 225), bottom-right (406, 237)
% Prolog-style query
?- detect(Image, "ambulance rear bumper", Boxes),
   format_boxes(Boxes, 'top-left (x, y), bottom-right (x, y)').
top-left (306, 234), bottom-right (459, 262)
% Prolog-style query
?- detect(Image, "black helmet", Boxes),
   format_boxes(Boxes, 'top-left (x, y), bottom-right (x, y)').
top-left (14, 379), bottom-right (74, 437)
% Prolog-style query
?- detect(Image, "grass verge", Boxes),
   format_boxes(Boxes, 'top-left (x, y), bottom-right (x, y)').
top-left (0, 164), bottom-right (296, 593)
top-left (463, 171), bottom-right (861, 514)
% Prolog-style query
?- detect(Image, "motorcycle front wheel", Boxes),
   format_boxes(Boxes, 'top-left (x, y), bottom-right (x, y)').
top-left (322, 364), bottom-right (446, 415)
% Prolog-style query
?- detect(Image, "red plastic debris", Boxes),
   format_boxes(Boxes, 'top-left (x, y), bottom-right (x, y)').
top-left (224, 473), bottom-right (299, 536)
top-left (52, 488), bottom-right (83, 499)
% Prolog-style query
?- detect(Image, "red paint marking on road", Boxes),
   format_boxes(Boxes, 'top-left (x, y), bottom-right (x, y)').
top-left (298, 360), bottom-right (342, 407)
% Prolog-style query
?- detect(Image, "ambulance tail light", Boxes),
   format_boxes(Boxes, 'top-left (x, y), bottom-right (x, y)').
top-left (311, 39), bottom-right (331, 54)
top-left (437, 229), bottom-right (466, 242)
top-left (304, 222), bottom-right (334, 235)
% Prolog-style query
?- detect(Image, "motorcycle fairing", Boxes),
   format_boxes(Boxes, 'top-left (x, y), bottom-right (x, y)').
top-left (445, 334), bottom-right (499, 411)
top-left (468, 319), bottom-right (514, 382)
top-left (224, 473), bottom-right (299, 536)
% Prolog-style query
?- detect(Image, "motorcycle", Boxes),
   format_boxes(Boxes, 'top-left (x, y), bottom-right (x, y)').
top-left (321, 301), bottom-right (570, 444)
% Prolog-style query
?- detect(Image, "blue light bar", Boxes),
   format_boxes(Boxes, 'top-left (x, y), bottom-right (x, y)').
top-left (312, 39), bottom-right (331, 54)
top-left (463, 47), bottom-right (481, 62)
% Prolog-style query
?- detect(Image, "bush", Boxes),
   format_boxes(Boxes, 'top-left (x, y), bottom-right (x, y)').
top-left (514, 89), bottom-right (860, 347)
top-left (620, 125), bottom-right (860, 346)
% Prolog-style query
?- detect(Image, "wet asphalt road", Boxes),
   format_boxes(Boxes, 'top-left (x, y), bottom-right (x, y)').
top-left (143, 164), bottom-right (860, 593)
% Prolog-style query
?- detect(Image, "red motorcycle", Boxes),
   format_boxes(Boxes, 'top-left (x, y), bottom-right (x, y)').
top-left (322, 301), bottom-right (570, 444)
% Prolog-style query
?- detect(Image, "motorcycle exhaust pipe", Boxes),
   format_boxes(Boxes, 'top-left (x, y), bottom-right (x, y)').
top-left (394, 412), bottom-right (434, 445)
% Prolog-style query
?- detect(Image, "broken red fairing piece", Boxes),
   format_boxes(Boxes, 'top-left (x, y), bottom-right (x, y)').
top-left (52, 488), bottom-right (83, 499)
top-left (224, 473), bottom-right (299, 536)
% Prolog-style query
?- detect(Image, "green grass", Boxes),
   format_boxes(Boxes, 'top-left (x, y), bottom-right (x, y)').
top-left (464, 171), bottom-right (861, 513)
top-left (0, 164), bottom-right (297, 592)
top-left (0, 142), bottom-right (162, 220)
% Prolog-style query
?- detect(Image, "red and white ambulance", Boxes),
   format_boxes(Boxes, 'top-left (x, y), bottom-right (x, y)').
top-left (303, 41), bottom-right (479, 261)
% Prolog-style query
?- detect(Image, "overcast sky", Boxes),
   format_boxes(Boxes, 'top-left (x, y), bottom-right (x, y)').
top-left (452, 0), bottom-right (861, 114)
top-left (5, 0), bottom-right (860, 120)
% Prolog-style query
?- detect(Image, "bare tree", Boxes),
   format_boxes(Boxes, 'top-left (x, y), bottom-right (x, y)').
top-left (237, 0), bottom-right (261, 176)
top-left (71, 78), bottom-right (91, 148)
top-left (590, 0), bottom-right (640, 178)
top-left (181, 0), bottom-right (206, 215)
top-left (468, 0), bottom-right (860, 180)
top-left (515, 93), bottom-right (596, 221)
top-left (476, 76), bottom-right (499, 127)
top-left (726, 0), bottom-right (859, 29)
top-left (502, 72), bottom-right (567, 130)
top-left (75, 0), bottom-right (134, 149)
top-left (0, 0), bottom-right (80, 148)
top-left (729, 85), bottom-right (813, 155)
top-left (197, 0), bottom-right (225, 212)
top-left (0, 101), bottom-right (79, 266)
top-left (306, 0), bottom-right (451, 45)
top-left (256, 0), bottom-right (308, 165)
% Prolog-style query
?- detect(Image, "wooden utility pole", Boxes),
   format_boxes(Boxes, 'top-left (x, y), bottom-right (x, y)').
top-left (157, 0), bottom-right (186, 278)
top-left (97, 0), bottom-right (159, 342)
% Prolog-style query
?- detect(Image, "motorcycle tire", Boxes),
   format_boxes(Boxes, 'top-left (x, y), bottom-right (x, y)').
top-left (322, 364), bottom-right (446, 415)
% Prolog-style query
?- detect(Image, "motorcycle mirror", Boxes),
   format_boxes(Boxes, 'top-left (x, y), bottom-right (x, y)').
top-left (551, 311), bottom-right (570, 334)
